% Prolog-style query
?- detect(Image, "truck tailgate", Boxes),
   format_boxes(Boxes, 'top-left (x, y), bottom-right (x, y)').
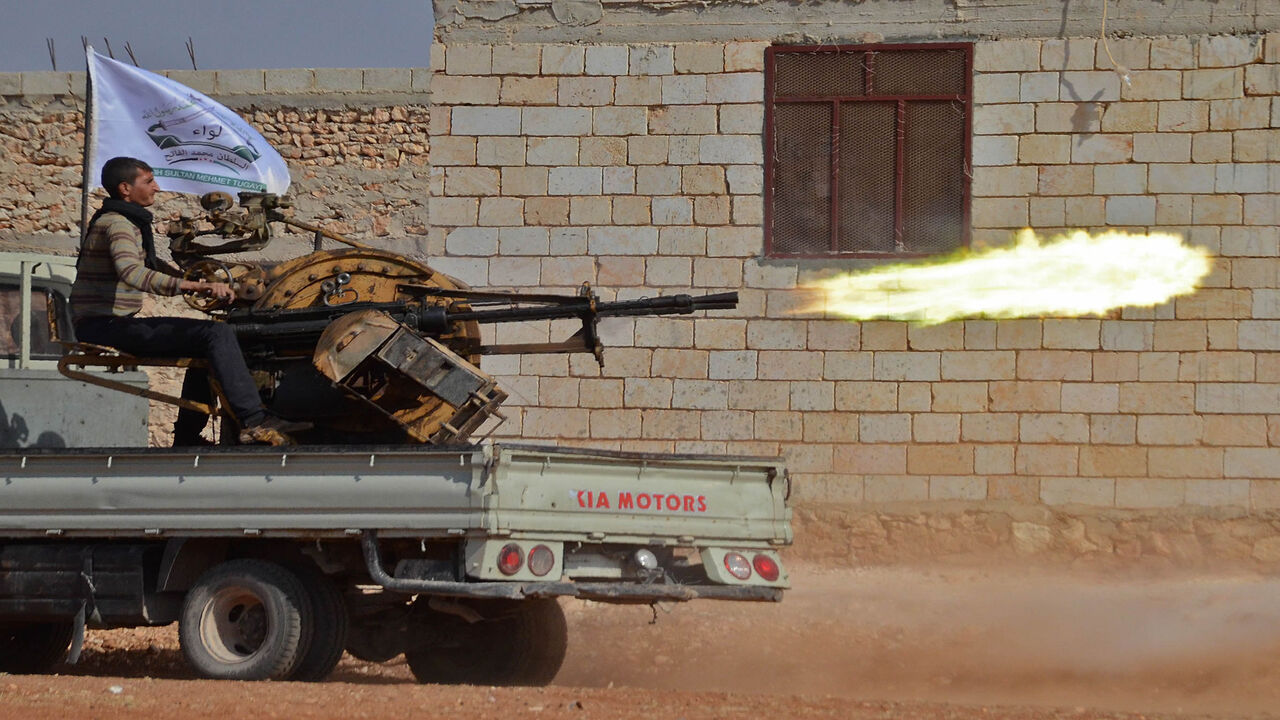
top-left (487, 444), bottom-right (790, 546)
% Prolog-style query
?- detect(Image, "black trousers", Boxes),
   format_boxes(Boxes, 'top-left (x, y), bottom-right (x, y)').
top-left (74, 316), bottom-right (266, 435)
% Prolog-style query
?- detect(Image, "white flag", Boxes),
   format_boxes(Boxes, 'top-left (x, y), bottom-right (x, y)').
top-left (87, 48), bottom-right (290, 196)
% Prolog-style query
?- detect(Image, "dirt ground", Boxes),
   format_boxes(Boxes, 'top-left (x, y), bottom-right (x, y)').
top-left (3, 563), bottom-right (1279, 720)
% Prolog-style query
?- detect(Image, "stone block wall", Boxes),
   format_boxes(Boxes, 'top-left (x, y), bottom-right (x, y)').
top-left (0, 68), bottom-right (432, 247)
top-left (962, 33), bottom-right (1280, 516)
top-left (0, 68), bottom-right (437, 447)
top-left (427, 33), bottom-right (1280, 546)
top-left (4, 27), bottom-right (1280, 564)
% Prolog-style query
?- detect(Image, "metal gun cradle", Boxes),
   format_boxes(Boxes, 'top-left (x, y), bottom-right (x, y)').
top-left (63, 192), bottom-right (738, 445)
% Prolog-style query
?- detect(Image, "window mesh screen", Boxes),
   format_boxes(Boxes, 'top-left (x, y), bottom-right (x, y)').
top-left (774, 52), bottom-right (866, 97)
top-left (838, 102), bottom-right (897, 253)
top-left (767, 44), bottom-right (970, 257)
top-left (771, 103), bottom-right (832, 255)
top-left (903, 101), bottom-right (967, 254)
top-left (873, 49), bottom-right (967, 95)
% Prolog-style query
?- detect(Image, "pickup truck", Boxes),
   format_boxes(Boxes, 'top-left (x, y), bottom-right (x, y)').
top-left (0, 252), bottom-right (792, 684)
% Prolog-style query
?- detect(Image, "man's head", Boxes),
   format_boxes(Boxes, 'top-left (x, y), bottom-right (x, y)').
top-left (102, 157), bottom-right (159, 206)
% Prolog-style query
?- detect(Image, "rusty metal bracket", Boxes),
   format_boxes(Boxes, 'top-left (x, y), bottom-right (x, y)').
top-left (58, 350), bottom-right (218, 415)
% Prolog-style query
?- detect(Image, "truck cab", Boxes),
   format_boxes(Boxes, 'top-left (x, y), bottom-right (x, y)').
top-left (0, 252), bottom-right (148, 448)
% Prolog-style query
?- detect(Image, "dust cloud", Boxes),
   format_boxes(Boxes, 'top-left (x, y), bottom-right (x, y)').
top-left (558, 565), bottom-right (1280, 715)
top-left (67, 563), bottom-right (1280, 715)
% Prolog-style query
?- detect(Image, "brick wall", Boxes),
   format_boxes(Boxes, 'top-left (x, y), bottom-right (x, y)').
top-left (0, 67), bottom-right (438, 447)
top-left (427, 34), bottom-right (1280, 542)
top-left (0, 68), bottom-right (432, 246)
top-left (964, 34), bottom-right (1280, 514)
top-left (3, 31), bottom-right (1280, 563)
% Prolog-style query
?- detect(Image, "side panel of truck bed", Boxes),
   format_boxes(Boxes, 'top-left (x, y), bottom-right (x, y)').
top-left (0, 444), bottom-right (789, 546)
top-left (0, 447), bottom-right (484, 535)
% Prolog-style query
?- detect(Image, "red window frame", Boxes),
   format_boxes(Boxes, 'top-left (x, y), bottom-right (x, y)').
top-left (763, 43), bottom-right (974, 259)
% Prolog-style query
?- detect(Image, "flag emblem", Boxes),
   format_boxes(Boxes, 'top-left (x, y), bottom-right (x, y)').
top-left (87, 47), bottom-right (290, 196)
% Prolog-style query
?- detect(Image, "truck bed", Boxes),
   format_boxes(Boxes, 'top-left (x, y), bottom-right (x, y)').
top-left (0, 443), bottom-right (790, 548)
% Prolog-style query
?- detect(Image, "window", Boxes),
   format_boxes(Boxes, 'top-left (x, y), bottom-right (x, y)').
top-left (765, 44), bottom-right (972, 258)
top-left (0, 285), bottom-right (65, 360)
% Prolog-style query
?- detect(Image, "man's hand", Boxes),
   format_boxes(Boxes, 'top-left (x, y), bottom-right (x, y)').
top-left (179, 279), bottom-right (236, 302)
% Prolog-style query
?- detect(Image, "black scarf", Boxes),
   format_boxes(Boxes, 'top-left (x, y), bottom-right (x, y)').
top-left (86, 198), bottom-right (158, 270)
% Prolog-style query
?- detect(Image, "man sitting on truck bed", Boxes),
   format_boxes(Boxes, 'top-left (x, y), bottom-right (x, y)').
top-left (69, 156), bottom-right (309, 446)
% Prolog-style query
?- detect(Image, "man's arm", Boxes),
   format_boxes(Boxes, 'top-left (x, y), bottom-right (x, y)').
top-left (103, 217), bottom-right (236, 304)
top-left (105, 217), bottom-right (183, 297)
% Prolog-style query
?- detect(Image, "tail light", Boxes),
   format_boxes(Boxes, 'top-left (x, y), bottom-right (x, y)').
top-left (633, 548), bottom-right (659, 571)
top-left (497, 543), bottom-right (523, 575)
top-left (528, 544), bottom-right (555, 577)
top-left (723, 552), bottom-right (752, 580)
top-left (752, 554), bottom-right (780, 582)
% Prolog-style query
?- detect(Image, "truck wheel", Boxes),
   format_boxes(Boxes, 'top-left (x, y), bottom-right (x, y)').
top-left (405, 597), bottom-right (567, 686)
top-left (287, 566), bottom-right (349, 682)
top-left (0, 621), bottom-right (74, 674)
top-left (179, 559), bottom-right (312, 681)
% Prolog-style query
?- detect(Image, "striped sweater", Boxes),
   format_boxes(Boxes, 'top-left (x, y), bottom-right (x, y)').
top-left (69, 213), bottom-right (182, 322)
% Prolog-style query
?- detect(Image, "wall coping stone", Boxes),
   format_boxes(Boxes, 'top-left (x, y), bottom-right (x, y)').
top-left (0, 68), bottom-right (429, 98)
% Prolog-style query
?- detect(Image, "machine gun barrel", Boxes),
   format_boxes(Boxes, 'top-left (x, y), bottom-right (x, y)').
top-left (226, 291), bottom-right (738, 357)
top-left (447, 291), bottom-right (739, 323)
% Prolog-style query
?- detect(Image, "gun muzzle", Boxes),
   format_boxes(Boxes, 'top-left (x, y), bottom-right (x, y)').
top-left (595, 291), bottom-right (739, 317)
top-left (689, 292), bottom-right (739, 310)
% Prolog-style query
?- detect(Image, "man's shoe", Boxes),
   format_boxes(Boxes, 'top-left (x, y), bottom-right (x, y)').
top-left (238, 415), bottom-right (314, 447)
top-left (173, 436), bottom-right (217, 448)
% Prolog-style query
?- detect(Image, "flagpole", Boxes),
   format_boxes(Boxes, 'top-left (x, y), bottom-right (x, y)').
top-left (78, 51), bottom-right (94, 242)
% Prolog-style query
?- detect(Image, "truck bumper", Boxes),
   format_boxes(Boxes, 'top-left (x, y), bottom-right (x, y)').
top-left (362, 531), bottom-right (783, 604)
top-left (522, 581), bottom-right (783, 603)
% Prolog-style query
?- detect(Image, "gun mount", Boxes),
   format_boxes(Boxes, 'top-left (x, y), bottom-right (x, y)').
top-left (142, 192), bottom-right (737, 444)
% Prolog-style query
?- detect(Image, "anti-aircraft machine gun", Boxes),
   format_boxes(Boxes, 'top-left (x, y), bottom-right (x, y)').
top-left (151, 192), bottom-right (738, 445)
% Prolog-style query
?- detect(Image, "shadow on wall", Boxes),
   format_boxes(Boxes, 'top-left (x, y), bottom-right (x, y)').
top-left (0, 399), bottom-right (66, 449)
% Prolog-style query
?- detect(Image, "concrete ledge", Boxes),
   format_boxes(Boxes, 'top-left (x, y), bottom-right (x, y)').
top-left (4, 68), bottom-right (429, 98)
top-left (266, 68), bottom-right (316, 93)
top-left (165, 70), bottom-right (217, 94)
top-left (0, 73), bottom-right (21, 94)
top-left (363, 67), bottom-right (414, 92)
top-left (412, 67), bottom-right (432, 92)
top-left (437, 3), bottom-right (1280, 44)
top-left (315, 67), bottom-right (364, 92)
top-left (217, 69), bottom-right (266, 94)
top-left (20, 71), bottom-right (72, 95)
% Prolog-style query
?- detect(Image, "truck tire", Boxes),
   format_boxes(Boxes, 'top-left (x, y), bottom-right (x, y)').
top-left (405, 597), bottom-right (567, 686)
top-left (179, 559), bottom-right (312, 681)
top-left (287, 566), bottom-right (349, 682)
top-left (0, 621), bottom-right (74, 674)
